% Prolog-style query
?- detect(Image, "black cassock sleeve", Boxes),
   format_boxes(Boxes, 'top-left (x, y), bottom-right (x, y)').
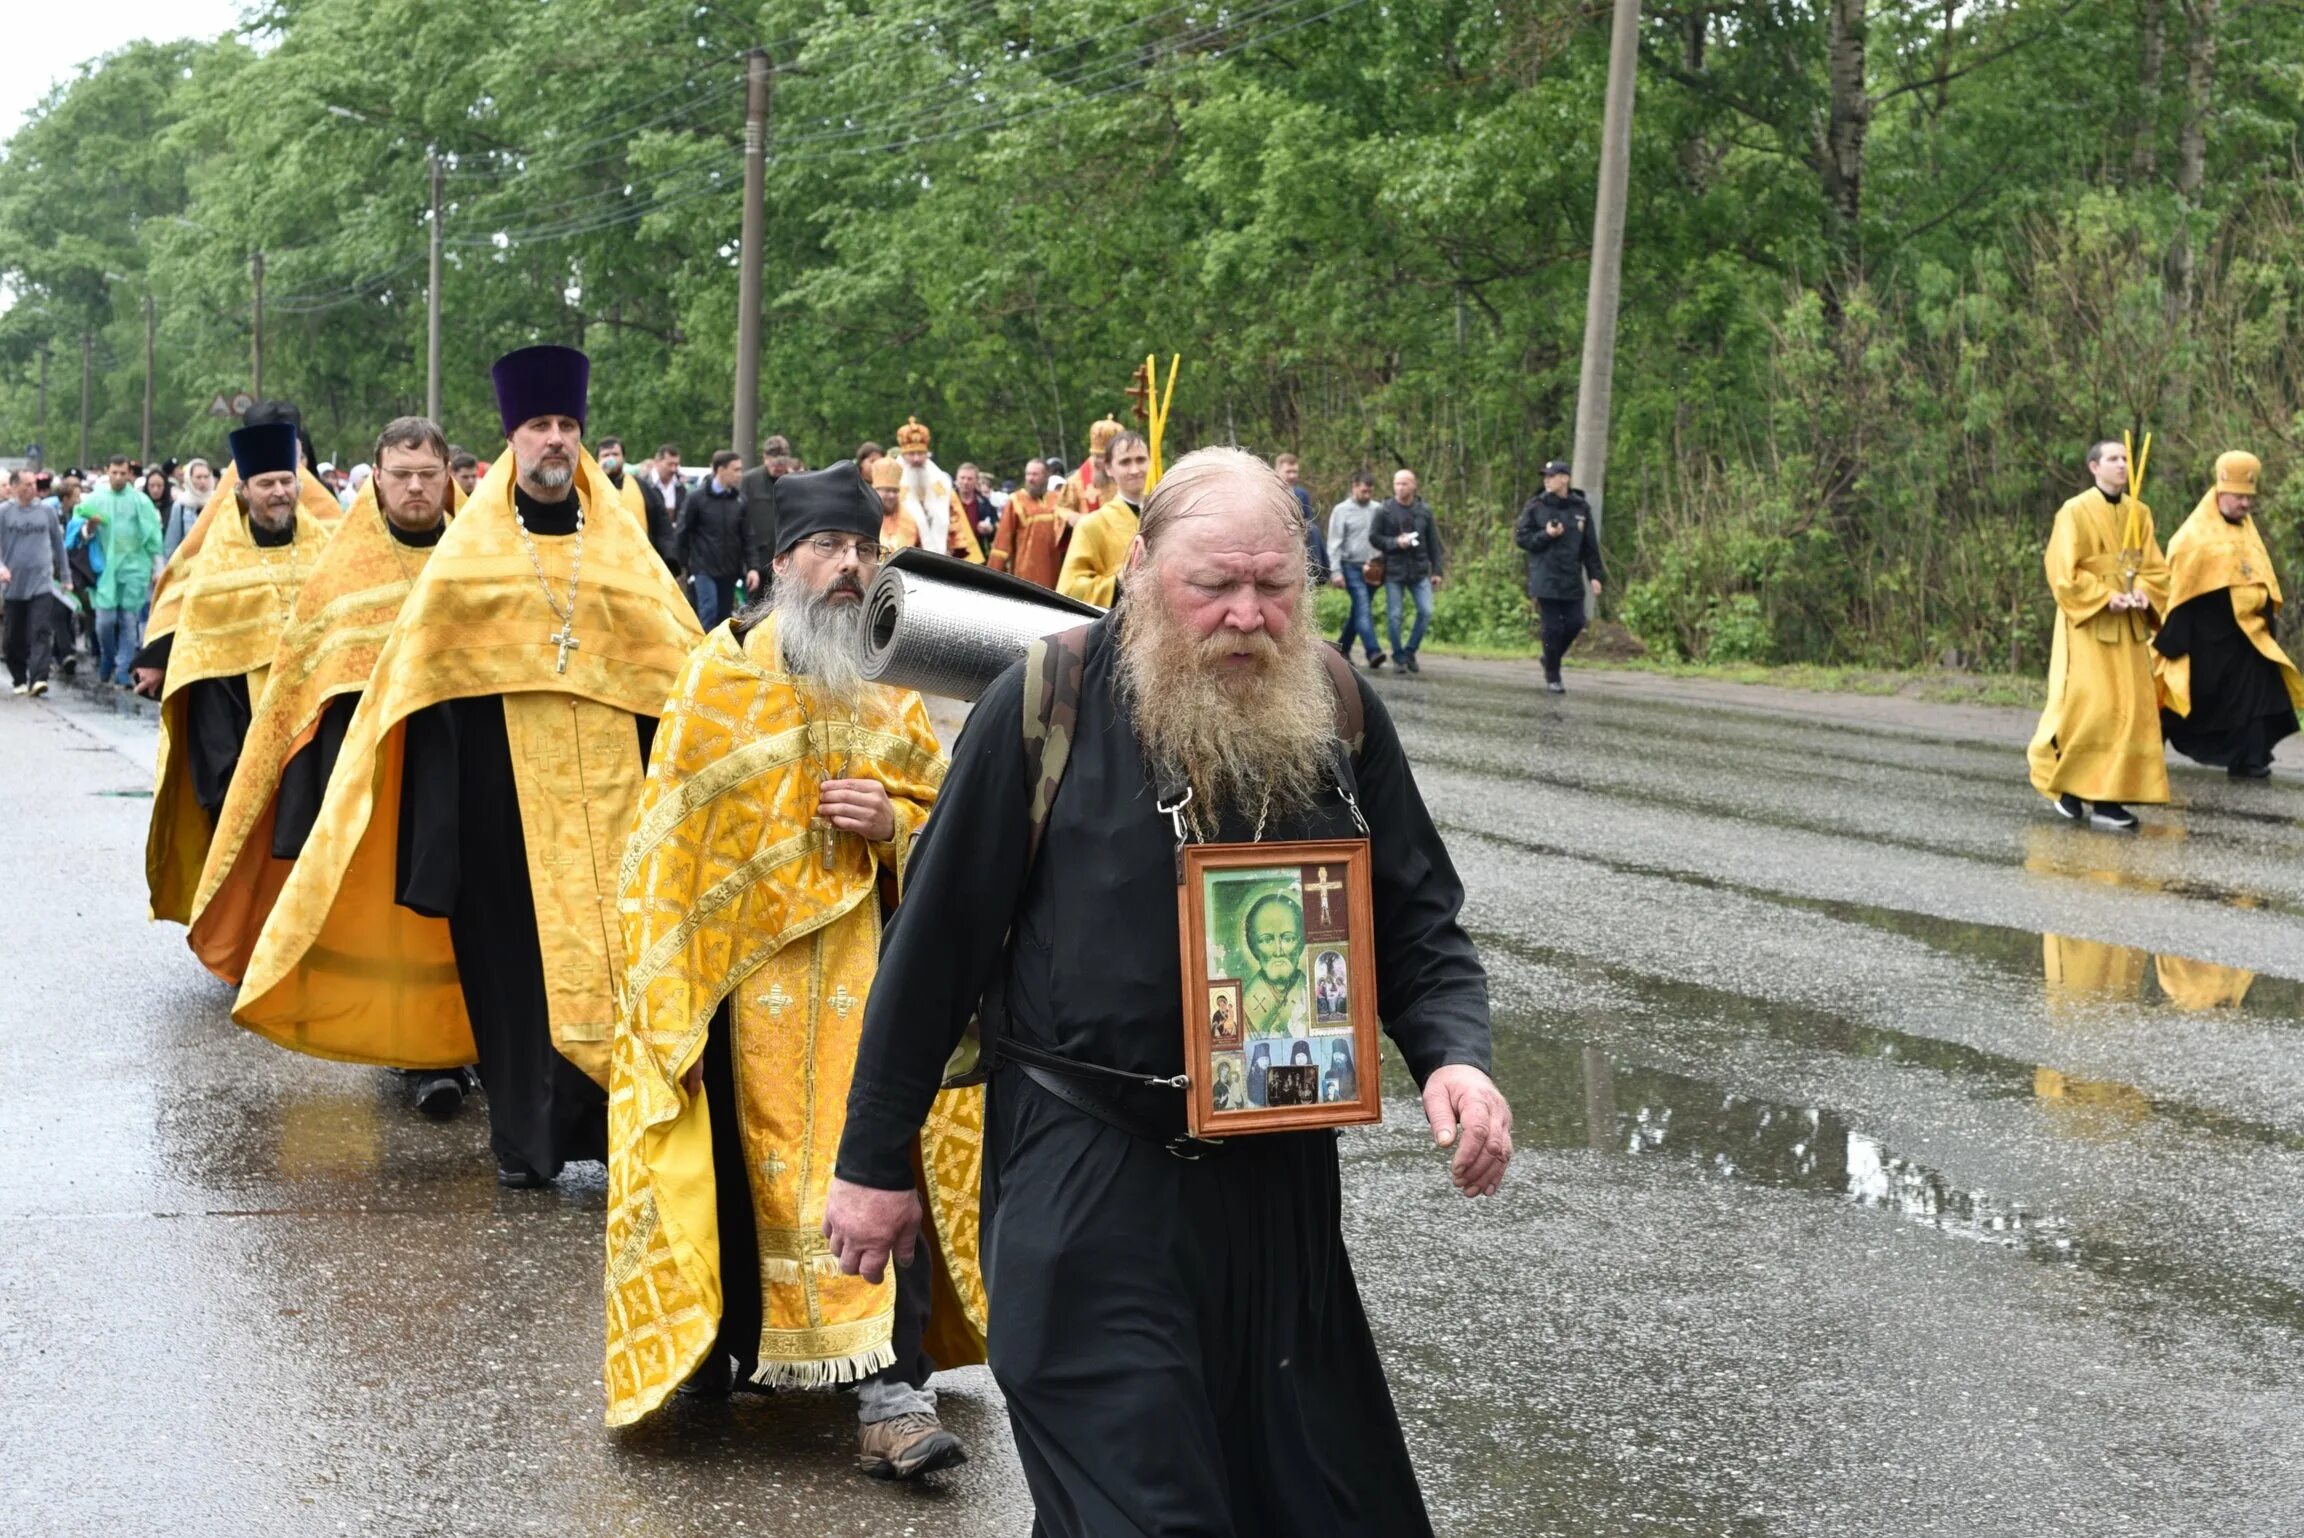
top-left (185, 675), bottom-right (254, 816)
top-left (2153, 594), bottom-right (2207, 661)
top-left (270, 692), bottom-right (358, 859)
top-left (395, 700), bottom-right (464, 918)
top-left (1350, 674), bottom-right (1494, 1080)
top-left (132, 630), bottom-right (173, 676)
top-left (393, 698), bottom-right (659, 919)
top-left (837, 665), bottom-right (1033, 1191)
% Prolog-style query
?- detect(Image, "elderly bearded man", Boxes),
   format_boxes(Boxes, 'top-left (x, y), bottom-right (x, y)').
top-left (134, 422), bottom-right (331, 924)
top-left (825, 446), bottom-right (1511, 1536)
top-left (604, 463), bottom-right (985, 1480)
top-left (892, 417), bottom-right (985, 563)
top-left (235, 347), bottom-right (701, 1188)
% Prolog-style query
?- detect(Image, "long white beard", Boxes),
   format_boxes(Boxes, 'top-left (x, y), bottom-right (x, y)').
top-left (773, 574), bottom-right (870, 711)
top-left (902, 461), bottom-right (950, 552)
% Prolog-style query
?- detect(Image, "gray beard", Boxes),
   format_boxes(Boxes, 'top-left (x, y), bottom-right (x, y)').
top-left (522, 456), bottom-right (574, 491)
top-left (773, 578), bottom-right (869, 710)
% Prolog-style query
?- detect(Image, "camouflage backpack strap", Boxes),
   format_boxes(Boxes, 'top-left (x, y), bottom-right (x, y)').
top-left (1023, 623), bottom-right (1093, 862)
top-left (940, 622), bottom-right (1095, 1090)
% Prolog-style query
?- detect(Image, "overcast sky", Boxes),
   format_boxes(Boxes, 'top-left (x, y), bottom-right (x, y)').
top-left (8, 0), bottom-right (246, 138)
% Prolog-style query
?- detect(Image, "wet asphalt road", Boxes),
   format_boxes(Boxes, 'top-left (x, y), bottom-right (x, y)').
top-left (4, 660), bottom-right (2301, 1537)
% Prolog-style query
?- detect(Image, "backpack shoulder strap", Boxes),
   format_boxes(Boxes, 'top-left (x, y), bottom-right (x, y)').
top-left (1317, 644), bottom-right (1366, 759)
top-left (1022, 623), bottom-right (1093, 865)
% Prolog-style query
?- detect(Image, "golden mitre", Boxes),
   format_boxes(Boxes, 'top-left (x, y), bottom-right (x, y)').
top-left (894, 416), bottom-right (933, 455)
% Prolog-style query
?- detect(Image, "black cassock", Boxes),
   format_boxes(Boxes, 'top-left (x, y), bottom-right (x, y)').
top-left (838, 618), bottom-right (1491, 1538)
top-left (2154, 590), bottom-right (2300, 771)
top-left (388, 497), bottom-right (652, 1180)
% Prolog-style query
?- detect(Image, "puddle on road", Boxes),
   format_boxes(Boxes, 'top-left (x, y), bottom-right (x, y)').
top-left (1474, 1036), bottom-right (2304, 1333)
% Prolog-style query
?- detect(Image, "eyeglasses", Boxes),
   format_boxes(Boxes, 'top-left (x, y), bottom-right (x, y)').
top-left (805, 533), bottom-right (884, 564)
top-left (377, 466), bottom-right (446, 485)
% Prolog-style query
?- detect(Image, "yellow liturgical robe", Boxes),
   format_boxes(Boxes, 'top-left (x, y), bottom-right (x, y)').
top-left (2026, 487), bottom-right (2172, 804)
top-left (186, 479), bottom-right (458, 983)
top-left (232, 450), bottom-right (701, 1076)
top-left (603, 617), bottom-right (986, 1425)
top-left (145, 504), bottom-right (332, 924)
top-left (144, 466), bottom-right (342, 651)
top-left (2154, 490), bottom-right (2304, 719)
top-left (1055, 495), bottom-right (1140, 608)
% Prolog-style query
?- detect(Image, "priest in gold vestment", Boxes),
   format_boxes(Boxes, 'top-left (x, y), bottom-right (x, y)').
top-left (146, 400), bottom-right (341, 647)
top-left (1055, 428), bottom-right (1151, 608)
top-left (605, 464), bottom-right (984, 1481)
top-left (235, 347), bottom-right (703, 1187)
top-left (190, 417), bottom-right (476, 1119)
top-left (2153, 451), bottom-right (2301, 779)
top-left (134, 421), bottom-right (332, 924)
top-left (2027, 438), bottom-right (2172, 829)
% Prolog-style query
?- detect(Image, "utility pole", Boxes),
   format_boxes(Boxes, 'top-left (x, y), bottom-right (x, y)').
top-left (142, 293), bottom-right (156, 465)
top-left (251, 250), bottom-right (266, 399)
top-left (34, 345), bottom-right (49, 470)
top-left (1570, 0), bottom-right (1640, 622)
top-left (732, 49), bottom-right (773, 458)
top-left (79, 329), bottom-right (92, 468)
top-left (427, 152), bottom-right (444, 423)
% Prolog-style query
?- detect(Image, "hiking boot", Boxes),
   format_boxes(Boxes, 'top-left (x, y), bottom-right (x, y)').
top-left (2088, 801), bottom-right (2139, 831)
top-left (2052, 793), bottom-right (2085, 822)
top-left (857, 1411), bottom-right (968, 1480)
top-left (1368, 652), bottom-right (1388, 670)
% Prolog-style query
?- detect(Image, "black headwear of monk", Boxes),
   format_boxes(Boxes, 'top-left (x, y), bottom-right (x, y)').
top-left (228, 422), bottom-right (300, 481)
top-left (772, 460), bottom-right (879, 556)
top-left (490, 345), bottom-right (590, 436)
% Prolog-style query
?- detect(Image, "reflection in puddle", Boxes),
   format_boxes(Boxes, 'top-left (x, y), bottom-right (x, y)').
top-left (1561, 1046), bottom-right (2077, 1260)
top-left (2043, 933), bottom-right (2259, 1013)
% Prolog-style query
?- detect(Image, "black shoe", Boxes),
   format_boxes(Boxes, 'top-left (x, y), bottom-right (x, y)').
top-left (410, 1069), bottom-right (469, 1121)
top-left (496, 1161), bottom-right (552, 1189)
top-left (1368, 652), bottom-right (1388, 670)
top-left (1546, 680), bottom-right (1565, 694)
top-left (2052, 793), bottom-right (2085, 822)
top-left (1401, 653), bottom-right (1421, 674)
top-left (2088, 801), bottom-right (2139, 831)
top-left (677, 1353), bottom-right (734, 1400)
top-left (2229, 762), bottom-right (2272, 780)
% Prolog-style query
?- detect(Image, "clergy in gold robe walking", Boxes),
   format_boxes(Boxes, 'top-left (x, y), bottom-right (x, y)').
top-left (234, 347), bottom-right (702, 1187)
top-left (604, 463), bottom-right (984, 1481)
top-left (2153, 451), bottom-right (2301, 779)
top-left (134, 421), bottom-right (332, 923)
top-left (2027, 438), bottom-right (2172, 829)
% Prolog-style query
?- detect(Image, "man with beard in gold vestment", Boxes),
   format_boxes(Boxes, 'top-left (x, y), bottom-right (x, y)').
top-left (190, 416), bottom-right (475, 1119)
top-left (604, 463), bottom-right (983, 1481)
top-left (2027, 438), bottom-right (2172, 829)
top-left (234, 346), bottom-right (702, 1188)
top-left (2153, 451), bottom-right (2302, 779)
top-left (133, 421), bottom-right (332, 924)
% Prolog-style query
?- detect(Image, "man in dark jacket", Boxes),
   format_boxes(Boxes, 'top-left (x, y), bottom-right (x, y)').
top-left (739, 432), bottom-right (796, 595)
top-left (1514, 459), bottom-right (1606, 693)
top-left (637, 442), bottom-right (687, 573)
top-left (677, 451), bottom-right (750, 630)
top-left (1369, 468), bottom-right (1444, 672)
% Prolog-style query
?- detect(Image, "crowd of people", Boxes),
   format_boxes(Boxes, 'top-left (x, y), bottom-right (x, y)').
top-left (7, 343), bottom-right (2293, 1530)
top-left (22, 344), bottom-right (1514, 1536)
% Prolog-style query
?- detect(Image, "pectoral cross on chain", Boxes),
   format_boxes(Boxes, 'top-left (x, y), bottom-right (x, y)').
top-left (549, 620), bottom-right (580, 675)
top-left (1305, 865), bottom-right (1343, 927)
